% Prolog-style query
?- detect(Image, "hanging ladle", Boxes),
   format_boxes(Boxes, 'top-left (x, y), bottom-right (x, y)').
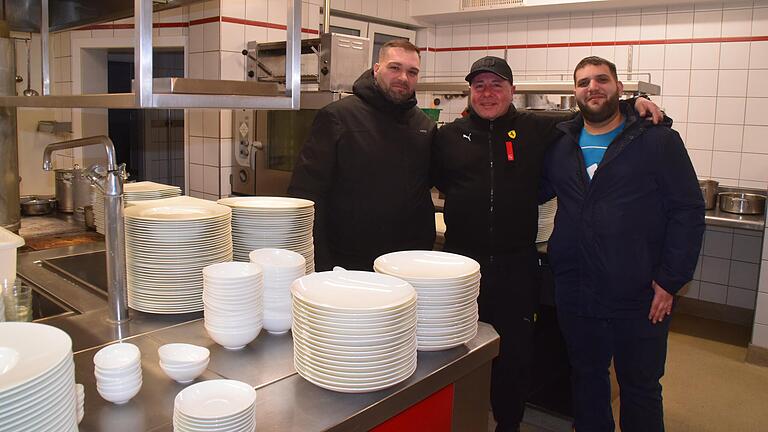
top-left (23, 39), bottom-right (38, 96)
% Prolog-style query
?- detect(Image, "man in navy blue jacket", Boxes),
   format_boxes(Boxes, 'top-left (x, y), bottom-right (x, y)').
top-left (540, 56), bottom-right (705, 432)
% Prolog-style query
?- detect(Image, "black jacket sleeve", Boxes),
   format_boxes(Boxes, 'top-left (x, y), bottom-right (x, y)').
top-left (653, 128), bottom-right (705, 294)
top-left (287, 108), bottom-right (342, 271)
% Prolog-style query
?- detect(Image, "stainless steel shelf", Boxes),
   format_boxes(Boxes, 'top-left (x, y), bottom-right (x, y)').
top-left (417, 80), bottom-right (661, 95)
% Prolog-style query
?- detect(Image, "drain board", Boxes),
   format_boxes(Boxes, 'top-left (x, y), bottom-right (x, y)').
top-left (42, 251), bottom-right (109, 297)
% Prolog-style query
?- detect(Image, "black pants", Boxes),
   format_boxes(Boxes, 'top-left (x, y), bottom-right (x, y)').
top-left (466, 248), bottom-right (541, 431)
top-left (557, 311), bottom-right (671, 432)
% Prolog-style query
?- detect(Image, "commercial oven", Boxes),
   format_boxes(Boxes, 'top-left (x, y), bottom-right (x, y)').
top-left (231, 33), bottom-right (370, 196)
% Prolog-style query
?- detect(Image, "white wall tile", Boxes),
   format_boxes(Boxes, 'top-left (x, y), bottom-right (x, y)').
top-left (686, 123), bottom-right (715, 150)
top-left (616, 14), bottom-right (641, 40)
top-left (713, 124), bottom-right (743, 152)
top-left (745, 98), bottom-right (768, 126)
top-left (189, 136), bottom-right (203, 164)
top-left (220, 22), bottom-right (245, 52)
top-left (221, 0), bottom-right (246, 19)
top-left (681, 280), bottom-right (700, 299)
top-left (730, 261), bottom-right (760, 289)
top-left (710, 151), bottom-right (742, 179)
top-left (591, 46), bottom-right (614, 63)
top-left (189, 53), bottom-right (204, 79)
top-left (663, 43), bottom-right (692, 70)
top-left (346, 0), bottom-right (363, 14)
top-left (717, 70), bottom-right (748, 97)
top-left (488, 22), bottom-right (507, 46)
top-left (672, 121), bottom-right (688, 142)
top-left (638, 44), bottom-right (665, 70)
top-left (701, 255), bottom-right (732, 284)
top-left (452, 25), bottom-right (470, 47)
top-left (666, 12), bottom-right (694, 39)
top-left (688, 97), bottom-right (717, 123)
top-left (508, 19), bottom-right (527, 45)
top-left (641, 12), bottom-right (666, 39)
top-left (203, 51), bottom-right (220, 80)
top-left (245, 26), bottom-right (267, 45)
top-left (760, 261), bottom-right (768, 294)
top-left (749, 41), bottom-right (768, 69)
top-left (756, 293), bottom-right (768, 324)
top-left (434, 52), bottom-right (451, 74)
top-left (691, 43), bottom-right (721, 69)
top-left (203, 109), bottom-right (220, 138)
top-left (592, 16), bottom-right (616, 42)
top-left (732, 234), bottom-right (764, 263)
top-left (220, 110), bottom-right (232, 139)
top-left (722, 8), bottom-right (752, 37)
top-left (727, 286), bottom-right (757, 309)
top-left (470, 22), bottom-right (488, 47)
top-left (752, 6), bottom-right (768, 36)
top-left (189, 110), bottom-right (203, 137)
top-left (568, 46), bottom-right (592, 69)
top-left (721, 41), bottom-right (751, 69)
top-left (220, 166), bottom-right (232, 197)
top-left (688, 69), bottom-right (716, 96)
top-left (741, 153), bottom-right (768, 182)
top-left (548, 18), bottom-right (570, 44)
top-left (451, 51), bottom-right (470, 73)
top-left (546, 47), bottom-right (569, 72)
top-left (704, 229), bottom-right (734, 258)
top-left (220, 51), bottom-right (245, 81)
top-left (377, 0), bottom-right (392, 19)
top-left (715, 97), bottom-right (746, 125)
top-left (570, 17), bottom-right (592, 42)
top-left (753, 323), bottom-right (768, 347)
top-left (203, 137), bottom-right (219, 166)
top-left (435, 27), bottom-right (451, 48)
top-left (526, 48), bottom-right (547, 71)
top-left (508, 49), bottom-right (526, 72)
top-left (658, 69), bottom-right (687, 96)
top-left (245, 0), bottom-right (268, 21)
top-left (203, 22), bottom-right (220, 52)
top-left (661, 96), bottom-right (689, 122)
top-left (743, 126), bottom-right (768, 154)
top-left (189, 163), bottom-right (204, 192)
top-left (220, 138), bottom-right (232, 168)
top-left (693, 10), bottom-right (722, 38)
top-left (267, 0), bottom-right (286, 24)
top-left (527, 19), bottom-right (548, 45)
top-left (204, 0), bottom-right (220, 18)
top-left (700, 281), bottom-right (728, 303)
top-left (747, 70), bottom-right (768, 98)
top-left (203, 165), bottom-right (220, 196)
top-left (614, 45), bottom-right (639, 72)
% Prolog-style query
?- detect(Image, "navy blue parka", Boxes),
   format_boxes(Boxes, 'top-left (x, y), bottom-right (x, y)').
top-left (540, 103), bottom-right (705, 318)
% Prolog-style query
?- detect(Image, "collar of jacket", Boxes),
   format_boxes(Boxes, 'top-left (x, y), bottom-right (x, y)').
top-left (352, 69), bottom-right (418, 115)
top-left (556, 100), bottom-right (672, 142)
top-left (466, 103), bottom-right (518, 128)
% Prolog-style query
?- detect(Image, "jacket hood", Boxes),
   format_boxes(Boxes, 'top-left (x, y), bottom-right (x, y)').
top-left (352, 69), bottom-right (418, 114)
top-left (557, 100), bottom-right (673, 141)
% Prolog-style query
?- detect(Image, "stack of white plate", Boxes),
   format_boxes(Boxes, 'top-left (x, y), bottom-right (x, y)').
top-left (124, 196), bottom-right (232, 314)
top-left (217, 197), bottom-right (315, 274)
top-left (291, 270), bottom-right (418, 393)
top-left (93, 181), bottom-right (182, 234)
top-left (203, 262), bottom-right (264, 350)
top-left (249, 248), bottom-right (306, 334)
top-left (537, 198), bottom-right (557, 243)
top-left (173, 380), bottom-right (257, 432)
top-left (0, 322), bottom-right (78, 432)
top-left (374, 251), bottom-right (481, 351)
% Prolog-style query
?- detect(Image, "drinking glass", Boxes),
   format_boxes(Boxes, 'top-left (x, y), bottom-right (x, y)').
top-left (2, 279), bottom-right (33, 322)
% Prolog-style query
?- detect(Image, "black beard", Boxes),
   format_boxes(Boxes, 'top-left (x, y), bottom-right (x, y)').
top-left (375, 76), bottom-right (412, 104)
top-left (577, 93), bottom-right (620, 124)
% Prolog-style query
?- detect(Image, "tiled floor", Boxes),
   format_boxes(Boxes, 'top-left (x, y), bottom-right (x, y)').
top-left (489, 313), bottom-right (768, 432)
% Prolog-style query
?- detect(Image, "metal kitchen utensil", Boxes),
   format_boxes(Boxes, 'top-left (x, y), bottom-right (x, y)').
top-left (698, 180), bottom-right (718, 210)
top-left (22, 39), bottom-right (37, 97)
top-left (54, 169), bottom-right (74, 213)
top-left (20, 196), bottom-right (56, 216)
top-left (718, 192), bottom-right (766, 215)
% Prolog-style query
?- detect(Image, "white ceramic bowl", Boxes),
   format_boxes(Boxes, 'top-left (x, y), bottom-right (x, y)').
top-left (93, 343), bottom-right (141, 370)
top-left (174, 379), bottom-right (256, 420)
top-left (262, 315), bottom-right (292, 334)
top-left (160, 360), bottom-right (209, 383)
top-left (291, 270), bottom-right (415, 313)
top-left (250, 248), bottom-right (306, 269)
top-left (374, 250), bottom-right (480, 281)
top-left (157, 343), bottom-right (210, 367)
top-left (96, 380), bottom-right (142, 404)
top-left (203, 262), bottom-right (262, 280)
top-left (205, 325), bottom-right (261, 350)
top-left (95, 367), bottom-right (142, 384)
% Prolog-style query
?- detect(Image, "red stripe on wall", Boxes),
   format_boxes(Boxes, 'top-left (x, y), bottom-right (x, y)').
top-left (419, 34), bottom-right (768, 52)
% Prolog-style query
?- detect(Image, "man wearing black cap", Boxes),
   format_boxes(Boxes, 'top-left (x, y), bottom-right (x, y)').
top-left (431, 56), bottom-right (662, 432)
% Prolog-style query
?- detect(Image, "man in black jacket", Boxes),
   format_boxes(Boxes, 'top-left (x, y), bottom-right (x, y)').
top-left (540, 57), bottom-right (704, 431)
top-left (432, 56), bottom-right (662, 432)
top-left (288, 39), bottom-right (436, 271)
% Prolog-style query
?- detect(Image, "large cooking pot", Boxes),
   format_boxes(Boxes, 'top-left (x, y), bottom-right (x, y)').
top-left (718, 192), bottom-right (766, 215)
top-left (698, 180), bottom-right (718, 210)
top-left (20, 196), bottom-right (57, 216)
top-left (54, 169), bottom-right (74, 213)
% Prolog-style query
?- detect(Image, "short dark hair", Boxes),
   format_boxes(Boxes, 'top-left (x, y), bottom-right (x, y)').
top-left (378, 39), bottom-right (421, 61)
top-left (573, 56), bottom-right (618, 82)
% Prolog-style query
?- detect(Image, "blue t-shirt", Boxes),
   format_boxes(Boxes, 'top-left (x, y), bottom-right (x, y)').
top-left (579, 121), bottom-right (625, 180)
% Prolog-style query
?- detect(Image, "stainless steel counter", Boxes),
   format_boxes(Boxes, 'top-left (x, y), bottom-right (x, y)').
top-left (74, 321), bottom-right (499, 432)
top-left (704, 206), bottom-right (765, 231)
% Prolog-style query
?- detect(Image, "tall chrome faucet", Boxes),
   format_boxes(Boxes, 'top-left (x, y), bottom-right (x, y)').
top-left (43, 136), bottom-right (129, 324)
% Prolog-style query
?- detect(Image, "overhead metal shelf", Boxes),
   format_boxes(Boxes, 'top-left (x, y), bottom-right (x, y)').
top-left (417, 80), bottom-right (661, 96)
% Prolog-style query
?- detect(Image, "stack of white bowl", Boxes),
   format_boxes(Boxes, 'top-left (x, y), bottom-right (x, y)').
top-left (173, 380), bottom-right (257, 432)
top-left (202, 262), bottom-right (264, 350)
top-left (76, 383), bottom-right (85, 424)
top-left (374, 251), bottom-right (481, 351)
top-left (93, 181), bottom-right (182, 234)
top-left (537, 198), bottom-right (557, 243)
top-left (291, 270), bottom-right (418, 393)
top-left (124, 196), bottom-right (233, 314)
top-left (249, 248), bottom-right (305, 334)
top-left (0, 322), bottom-right (78, 432)
top-left (217, 196), bottom-right (316, 274)
top-left (158, 343), bottom-right (211, 384)
top-left (93, 342), bottom-right (143, 404)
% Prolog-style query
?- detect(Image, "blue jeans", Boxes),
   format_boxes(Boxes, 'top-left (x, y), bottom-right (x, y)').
top-left (557, 311), bottom-right (671, 432)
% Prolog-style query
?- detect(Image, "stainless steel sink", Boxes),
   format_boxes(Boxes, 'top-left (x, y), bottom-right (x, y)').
top-left (29, 285), bottom-right (75, 321)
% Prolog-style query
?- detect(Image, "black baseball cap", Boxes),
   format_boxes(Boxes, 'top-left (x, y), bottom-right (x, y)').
top-left (465, 56), bottom-right (513, 84)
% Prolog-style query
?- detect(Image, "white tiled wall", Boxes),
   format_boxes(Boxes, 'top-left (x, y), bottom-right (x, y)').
top-left (753, 226), bottom-right (768, 347)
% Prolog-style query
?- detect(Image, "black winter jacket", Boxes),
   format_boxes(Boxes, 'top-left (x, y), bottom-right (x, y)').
top-left (540, 104), bottom-right (705, 318)
top-left (288, 69), bottom-right (436, 271)
top-left (432, 105), bottom-right (571, 258)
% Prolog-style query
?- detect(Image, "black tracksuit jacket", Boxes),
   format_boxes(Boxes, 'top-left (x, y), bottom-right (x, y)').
top-left (288, 70), bottom-right (436, 271)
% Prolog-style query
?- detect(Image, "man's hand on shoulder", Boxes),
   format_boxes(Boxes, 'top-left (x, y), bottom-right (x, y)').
top-left (648, 280), bottom-right (674, 324)
top-left (635, 97), bottom-right (664, 124)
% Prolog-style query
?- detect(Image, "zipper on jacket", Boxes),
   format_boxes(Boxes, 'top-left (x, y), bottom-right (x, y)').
top-left (488, 121), bottom-right (495, 263)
